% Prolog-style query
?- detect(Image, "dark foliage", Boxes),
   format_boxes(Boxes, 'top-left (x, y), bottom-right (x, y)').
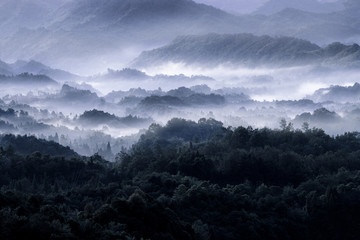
top-left (78, 109), bottom-right (151, 127)
top-left (0, 134), bottom-right (78, 158)
top-left (2, 118), bottom-right (360, 239)
top-left (139, 94), bottom-right (225, 110)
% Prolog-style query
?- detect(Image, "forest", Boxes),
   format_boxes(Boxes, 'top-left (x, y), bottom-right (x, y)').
top-left (1, 1), bottom-right (360, 239)
top-left (1, 118), bottom-right (360, 240)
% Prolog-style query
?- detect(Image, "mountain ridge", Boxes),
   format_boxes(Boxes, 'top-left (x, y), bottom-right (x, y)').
top-left (0, 59), bottom-right (79, 81)
top-left (1, 0), bottom-right (360, 73)
top-left (132, 33), bottom-right (360, 69)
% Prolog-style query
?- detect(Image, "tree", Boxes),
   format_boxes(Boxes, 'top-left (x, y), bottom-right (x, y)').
top-left (302, 122), bottom-right (310, 132)
top-left (279, 118), bottom-right (293, 131)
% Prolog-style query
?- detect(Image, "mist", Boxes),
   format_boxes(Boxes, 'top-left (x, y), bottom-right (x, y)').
top-left (0, 0), bottom-right (360, 167)
top-left (4, 1), bottom-right (360, 239)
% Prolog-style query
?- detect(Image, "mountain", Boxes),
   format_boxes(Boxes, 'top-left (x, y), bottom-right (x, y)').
top-left (255, 0), bottom-right (344, 15)
top-left (310, 82), bottom-right (360, 103)
top-left (0, 73), bottom-right (57, 86)
top-left (0, 59), bottom-right (78, 81)
top-left (0, 133), bottom-right (78, 158)
top-left (0, 0), bottom-right (242, 72)
top-left (53, 0), bottom-right (233, 30)
top-left (132, 33), bottom-right (360, 69)
top-left (138, 92), bottom-right (225, 111)
top-left (101, 68), bottom-right (150, 81)
top-left (78, 109), bottom-right (151, 128)
top-left (94, 68), bottom-right (214, 84)
top-left (294, 108), bottom-right (342, 125)
top-left (0, 0), bottom-right (62, 39)
top-left (1, 0), bottom-right (360, 73)
top-left (57, 84), bottom-right (100, 103)
top-left (9, 60), bottom-right (79, 81)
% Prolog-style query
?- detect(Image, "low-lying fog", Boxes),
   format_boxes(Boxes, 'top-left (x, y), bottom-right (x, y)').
top-left (2, 61), bottom-right (360, 160)
top-left (2, 59), bottom-right (360, 162)
top-left (86, 64), bottom-right (359, 101)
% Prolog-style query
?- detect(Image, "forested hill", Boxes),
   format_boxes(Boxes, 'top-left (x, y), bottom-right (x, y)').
top-left (132, 33), bottom-right (360, 68)
top-left (0, 59), bottom-right (78, 81)
top-left (2, 118), bottom-right (360, 239)
top-left (0, 73), bottom-right (57, 86)
top-left (0, 134), bottom-right (78, 158)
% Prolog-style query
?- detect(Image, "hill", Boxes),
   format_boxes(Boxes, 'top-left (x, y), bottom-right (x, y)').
top-left (132, 33), bottom-right (360, 68)
top-left (9, 60), bottom-right (79, 81)
top-left (0, 59), bottom-right (78, 81)
top-left (255, 0), bottom-right (344, 15)
top-left (0, 134), bottom-right (77, 158)
top-left (78, 109), bottom-right (152, 128)
top-left (0, 73), bottom-right (57, 86)
top-left (55, 84), bottom-right (101, 105)
top-left (310, 82), bottom-right (360, 103)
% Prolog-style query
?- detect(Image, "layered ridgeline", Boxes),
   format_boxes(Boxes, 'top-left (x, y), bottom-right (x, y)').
top-left (0, 0), bottom-right (69, 38)
top-left (0, 60), bottom-right (61, 90)
top-left (132, 33), bottom-right (360, 69)
top-left (0, 59), bottom-right (78, 81)
top-left (1, 0), bottom-right (360, 69)
top-left (255, 0), bottom-right (344, 15)
top-left (0, 73), bottom-right (57, 87)
top-left (0, 0), bottom-right (239, 67)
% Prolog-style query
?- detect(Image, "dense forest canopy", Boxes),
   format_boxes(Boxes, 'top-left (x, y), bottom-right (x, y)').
top-left (1, 118), bottom-right (360, 239)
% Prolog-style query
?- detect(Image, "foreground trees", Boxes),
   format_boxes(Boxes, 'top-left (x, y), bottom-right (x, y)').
top-left (1, 118), bottom-right (360, 239)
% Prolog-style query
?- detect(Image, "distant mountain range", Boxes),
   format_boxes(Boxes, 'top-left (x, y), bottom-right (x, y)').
top-left (310, 82), bottom-right (360, 103)
top-left (94, 68), bottom-right (214, 83)
top-left (0, 0), bottom-right (69, 38)
top-left (0, 59), bottom-right (78, 81)
top-left (0, 73), bottom-right (57, 86)
top-left (132, 33), bottom-right (360, 69)
top-left (255, 0), bottom-right (344, 15)
top-left (0, 0), bottom-right (239, 70)
top-left (0, 0), bottom-right (359, 72)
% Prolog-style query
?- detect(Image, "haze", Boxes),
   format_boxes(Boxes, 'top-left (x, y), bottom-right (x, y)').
top-left (0, 0), bottom-right (360, 160)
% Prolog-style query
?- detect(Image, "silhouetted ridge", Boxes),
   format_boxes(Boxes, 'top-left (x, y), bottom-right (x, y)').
top-left (0, 134), bottom-right (77, 158)
top-left (78, 109), bottom-right (151, 127)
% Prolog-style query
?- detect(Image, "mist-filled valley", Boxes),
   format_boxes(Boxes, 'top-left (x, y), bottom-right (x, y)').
top-left (2, 0), bottom-right (360, 239)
